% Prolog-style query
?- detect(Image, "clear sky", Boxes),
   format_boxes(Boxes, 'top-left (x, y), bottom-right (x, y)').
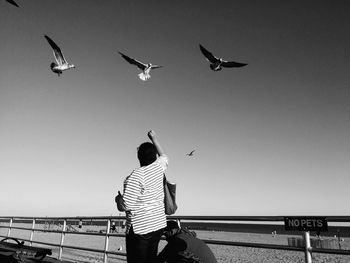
top-left (1, 1), bottom-right (349, 217)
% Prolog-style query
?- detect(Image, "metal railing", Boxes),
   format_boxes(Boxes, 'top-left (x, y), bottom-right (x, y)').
top-left (0, 216), bottom-right (349, 263)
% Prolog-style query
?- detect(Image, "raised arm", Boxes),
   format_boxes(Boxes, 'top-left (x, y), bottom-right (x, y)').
top-left (148, 130), bottom-right (165, 156)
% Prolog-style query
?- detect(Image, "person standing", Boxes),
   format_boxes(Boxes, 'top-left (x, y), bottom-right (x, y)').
top-left (116, 130), bottom-right (169, 263)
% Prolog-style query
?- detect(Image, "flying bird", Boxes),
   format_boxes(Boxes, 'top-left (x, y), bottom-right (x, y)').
top-left (44, 35), bottom-right (75, 76)
top-left (199, 44), bottom-right (247, 71)
top-left (118, 51), bottom-right (162, 81)
top-left (6, 0), bottom-right (19, 7)
top-left (186, 150), bottom-right (195, 157)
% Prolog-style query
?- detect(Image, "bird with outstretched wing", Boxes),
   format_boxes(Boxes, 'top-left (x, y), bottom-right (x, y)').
top-left (186, 150), bottom-right (196, 156)
top-left (44, 35), bottom-right (75, 76)
top-left (118, 51), bottom-right (162, 81)
top-left (199, 44), bottom-right (247, 71)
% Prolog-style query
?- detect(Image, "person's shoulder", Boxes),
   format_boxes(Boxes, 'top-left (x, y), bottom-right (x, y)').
top-left (127, 168), bottom-right (143, 180)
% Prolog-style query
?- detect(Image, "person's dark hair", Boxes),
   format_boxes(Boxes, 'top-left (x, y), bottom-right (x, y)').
top-left (137, 142), bottom-right (158, 167)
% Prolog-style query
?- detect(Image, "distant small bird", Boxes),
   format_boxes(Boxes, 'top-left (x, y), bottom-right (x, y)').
top-left (44, 35), bottom-right (75, 76)
top-left (118, 51), bottom-right (162, 81)
top-left (5, 0), bottom-right (19, 7)
top-left (118, 246), bottom-right (123, 251)
top-left (199, 44), bottom-right (247, 71)
top-left (186, 150), bottom-right (195, 156)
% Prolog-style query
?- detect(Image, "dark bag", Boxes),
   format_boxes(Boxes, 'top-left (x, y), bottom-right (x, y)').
top-left (0, 237), bottom-right (52, 262)
top-left (164, 175), bottom-right (177, 215)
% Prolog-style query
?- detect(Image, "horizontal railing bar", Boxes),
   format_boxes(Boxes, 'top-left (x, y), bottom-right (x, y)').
top-left (0, 226), bottom-right (85, 235)
top-left (311, 248), bottom-right (350, 256)
top-left (0, 235), bottom-right (126, 256)
top-left (1, 215), bottom-right (350, 222)
top-left (0, 235), bottom-right (58, 248)
top-left (49, 231), bottom-right (126, 238)
top-left (168, 216), bottom-right (285, 221)
top-left (0, 226), bottom-right (123, 239)
top-left (0, 225), bottom-right (126, 238)
top-left (106, 233), bottom-right (126, 237)
top-left (25, 240), bottom-right (59, 248)
top-left (106, 251), bottom-right (127, 257)
top-left (0, 216), bottom-right (124, 220)
top-left (0, 226), bottom-right (55, 232)
top-left (168, 215), bottom-right (350, 222)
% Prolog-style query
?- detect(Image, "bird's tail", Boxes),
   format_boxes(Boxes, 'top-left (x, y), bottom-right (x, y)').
top-left (138, 72), bottom-right (150, 81)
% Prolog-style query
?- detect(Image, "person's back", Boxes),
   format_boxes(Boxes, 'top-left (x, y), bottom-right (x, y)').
top-left (124, 155), bottom-right (167, 234)
top-left (157, 221), bottom-right (217, 263)
top-left (116, 130), bottom-right (169, 263)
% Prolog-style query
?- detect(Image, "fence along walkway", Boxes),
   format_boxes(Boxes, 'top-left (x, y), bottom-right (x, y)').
top-left (0, 215), bottom-right (350, 263)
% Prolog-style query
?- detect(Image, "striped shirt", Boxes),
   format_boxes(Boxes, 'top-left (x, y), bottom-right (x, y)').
top-left (123, 155), bottom-right (169, 235)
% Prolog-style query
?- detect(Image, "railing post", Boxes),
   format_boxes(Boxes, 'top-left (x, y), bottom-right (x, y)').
top-left (337, 229), bottom-right (342, 250)
top-left (7, 218), bottom-right (13, 237)
top-left (29, 219), bottom-right (36, 246)
top-left (303, 231), bottom-right (312, 263)
top-left (177, 219), bottom-right (181, 228)
top-left (103, 219), bottom-right (111, 263)
top-left (59, 219), bottom-right (67, 260)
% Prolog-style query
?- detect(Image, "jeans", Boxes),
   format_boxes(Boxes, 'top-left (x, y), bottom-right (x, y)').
top-left (126, 226), bottom-right (164, 263)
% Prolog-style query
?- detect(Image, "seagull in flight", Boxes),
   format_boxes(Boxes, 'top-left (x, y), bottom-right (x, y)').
top-left (118, 51), bottom-right (162, 81)
top-left (5, 0), bottom-right (19, 7)
top-left (186, 150), bottom-right (195, 157)
top-left (44, 35), bottom-right (75, 76)
top-left (199, 44), bottom-right (247, 71)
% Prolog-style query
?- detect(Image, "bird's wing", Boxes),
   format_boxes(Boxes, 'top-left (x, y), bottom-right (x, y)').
top-left (6, 0), bottom-right (19, 7)
top-left (199, 44), bottom-right (218, 63)
top-left (221, 60), bottom-right (248, 68)
top-left (150, 65), bottom-right (162, 70)
top-left (187, 150), bottom-right (195, 156)
top-left (44, 35), bottom-right (67, 65)
top-left (118, 52), bottom-right (146, 70)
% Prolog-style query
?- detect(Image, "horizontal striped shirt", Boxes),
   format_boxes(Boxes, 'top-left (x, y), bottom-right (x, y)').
top-left (123, 155), bottom-right (169, 235)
